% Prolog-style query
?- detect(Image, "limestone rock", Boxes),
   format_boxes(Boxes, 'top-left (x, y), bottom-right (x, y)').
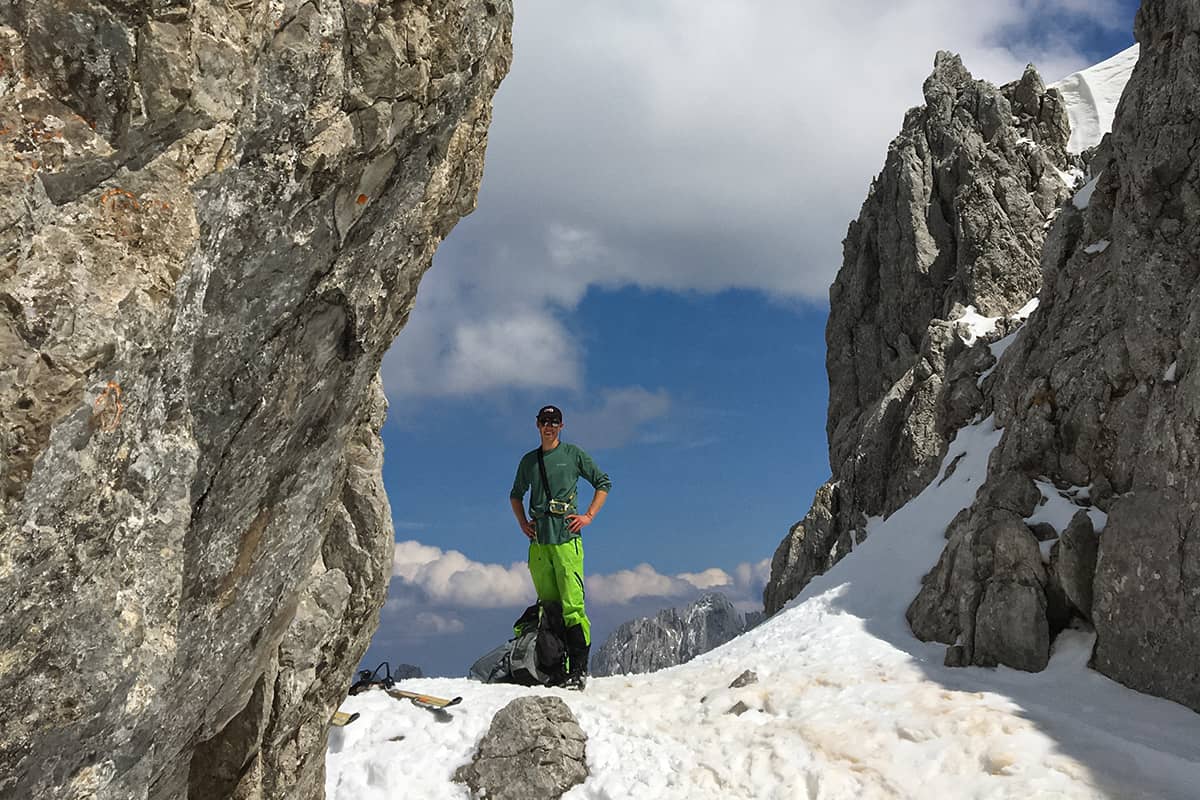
top-left (1048, 510), bottom-right (1098, 620)
top-left (727, 701), bottom-right (751, 716)
top-left (454, 696), bottom-right (588, 800)
top-left (764, 482), bottom-right (845, 616)
top-left (973, 580), bottom-right (1049, 672)
top-left (909, 510), bottom-right (1050, 670)
top-left (1093, 491), bottom-right (1200, 711)
top-left (765, 49), bottom-right (1073, 615)
top-left (592, 592), bottom-right (750, 677)
top-left (907, 0), bottom-right (1200, 699)
top-left (944, 645), bottom-right (969, 668)
top-left (729, 670), bottom-right (758, 689)
top-left (0, 2), bottom-right (513, 798)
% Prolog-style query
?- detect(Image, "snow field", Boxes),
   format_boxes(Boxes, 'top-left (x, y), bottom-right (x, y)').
top-left (328, 419), bottom-right (1199, 799)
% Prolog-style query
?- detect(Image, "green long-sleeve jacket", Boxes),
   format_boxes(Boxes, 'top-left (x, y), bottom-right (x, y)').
top-left (510, 442), bottom-right (611, 545)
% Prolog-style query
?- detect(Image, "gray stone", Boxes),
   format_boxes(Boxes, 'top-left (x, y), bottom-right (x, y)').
top-left (0, 2), bottom-right (514, 798)
top-left (592, 592), bottom-right (749, 677)
top-left (944, 644), bottom-right (969, 668)
top-left (979, 471), bottom-right (1043, 518)
top-left (908, 529), bottom-right (977, 646)
top-left (454, 697), bottom-right (588, 800)
top-left (973, 580), bottom-right (1049, 672)
top-left (729, 670), bottom-right (758, 689)
top-left (1093, 491), bottom-right (1200, 711)
top-left (1049, 510), bottom-right (1098, 619)
top-left (942, 371), bottom-right (985, 433)
top-left (727, 701), bottom-right (751, 716)
top-left (910, 511), bottom-right (1050, 671)
top-left (1029, 522), bottom-right (1059, 542)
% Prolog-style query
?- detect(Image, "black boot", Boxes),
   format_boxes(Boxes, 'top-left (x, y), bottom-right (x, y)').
top-left (564, 624), bottom-right (589, 691)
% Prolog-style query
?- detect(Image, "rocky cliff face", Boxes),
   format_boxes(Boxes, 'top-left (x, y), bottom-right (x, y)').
top-left (764, 51), bottom-right (1075, 616)
top-left (908, 0), bottom-right (1199, 707)
top-left (768, 0), bottom-right (1200, 713)
top-left (592, 592), bottom-right (754, 677)
top-left (0, 2), bottom-right (512, 798)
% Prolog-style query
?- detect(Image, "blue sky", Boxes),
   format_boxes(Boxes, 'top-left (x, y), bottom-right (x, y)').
top-left (364, 0), bottom-right (1140, 677)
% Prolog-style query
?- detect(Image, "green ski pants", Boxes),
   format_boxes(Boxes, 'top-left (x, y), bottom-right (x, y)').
top-left (528, 537), bottom-right (590, 645)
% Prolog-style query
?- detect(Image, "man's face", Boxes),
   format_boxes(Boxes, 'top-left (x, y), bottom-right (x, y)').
top-left (538, 419), bottom-right (562, 445)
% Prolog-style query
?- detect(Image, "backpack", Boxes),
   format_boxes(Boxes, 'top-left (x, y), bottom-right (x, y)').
top-left (468, 602), bottom-right (568, 686)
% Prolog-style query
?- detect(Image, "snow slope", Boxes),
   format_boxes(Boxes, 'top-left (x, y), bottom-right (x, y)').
top-left (1051, 45), bottom-right (1139, 154)
top-left (327, 418), bottom-right (1200, 799)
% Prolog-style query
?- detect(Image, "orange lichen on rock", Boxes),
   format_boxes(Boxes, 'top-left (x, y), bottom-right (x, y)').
top-left (93, 381), bottom-right (124, 432)
top-left (356, 194), bottom-right (368, 205)
top-left (100, 188), bottom-right (141, 210)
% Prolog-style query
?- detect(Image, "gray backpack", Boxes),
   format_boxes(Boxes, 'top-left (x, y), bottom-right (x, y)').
top-left (468, 602), bottom-right (566, 686)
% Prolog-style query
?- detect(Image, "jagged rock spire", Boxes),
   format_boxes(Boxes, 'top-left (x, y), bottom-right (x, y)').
top-left (766, 51), bottom-right (1073, 616)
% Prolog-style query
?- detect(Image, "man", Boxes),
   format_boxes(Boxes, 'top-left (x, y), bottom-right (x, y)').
top-left (509, 404), bottom-right (611, 689)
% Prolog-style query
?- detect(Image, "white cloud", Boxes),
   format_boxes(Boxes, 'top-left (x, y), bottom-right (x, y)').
top-left (390, 540), bottom-right (771, 609)
top-left (734, 559), bottom-right (773, 590)
top-left (411, 611), bottom-right (465, 635)
top-left (677, 568), bottom-right (734, 590)
top-left (384, 1), bottom-right (1125, 402)
top-left (383, 311), bottom-right (581, 398)
top-left (562, 386), bottom-right (672, 449)
top-left (380, 603), bottom-right (466, 636)
top-left (587, 563), bottom-right (697, 605)
top-left (589, 558), bottom-right (770, 604)
top-left (392, 540), bottom-right (532, 607)
top-left (480, 0), bottom-right (1103, 291)
top-left (547, 224), bottom-right (607, 268)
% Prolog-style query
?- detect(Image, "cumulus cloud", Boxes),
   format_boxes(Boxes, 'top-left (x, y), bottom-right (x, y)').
top-left (677, 567), bottom-right (736, 590)
top-left (392, 539), bottom-right (770, 609)
top-left (734, 559), bottom-right (773, 591)
top-left (383, 311), bottom-right (581, 398)
top-left (409, 611), bottom-right (465, 635)
top-left (380, 603), bottom-right (466, 636)
top-left (561, 386), bottom-right (672, 449)
top-left (392, 540), bottom-right (532, 607)
top-left (383, 0), bottom-right (1121, 404)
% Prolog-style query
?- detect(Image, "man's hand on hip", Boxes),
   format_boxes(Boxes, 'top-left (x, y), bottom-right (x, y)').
top-left (520, 519), bottom-right (536, 540)
top-left (566, 513), bottom-right (593, 533)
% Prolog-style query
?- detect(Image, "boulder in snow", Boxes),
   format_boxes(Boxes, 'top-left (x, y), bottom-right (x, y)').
top-left (454, 696), bottom-right (588, 800)
top-left (729, 670), bottom-right (759, 689)
top-left (1048, 510), bottom-right (1099, 620)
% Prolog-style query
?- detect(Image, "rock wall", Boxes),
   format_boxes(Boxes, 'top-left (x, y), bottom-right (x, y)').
top-left (908, 0), bottom-right (1200, 706)
top-left (765, 52), bottom-right (1074, 615)
top-left (0, 1), bottom-right (513, 798)
top-left (592, 592), bottom-right (753, 677)
top-left (768, 0), bottom-right (1200, 712)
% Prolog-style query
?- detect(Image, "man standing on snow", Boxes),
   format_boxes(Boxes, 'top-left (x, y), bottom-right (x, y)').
top-left (509, 404), bottom-right (611, 689)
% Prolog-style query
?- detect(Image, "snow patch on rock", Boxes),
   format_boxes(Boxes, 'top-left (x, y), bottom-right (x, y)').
top-left (1051, 44), bottom-right (1139, 154)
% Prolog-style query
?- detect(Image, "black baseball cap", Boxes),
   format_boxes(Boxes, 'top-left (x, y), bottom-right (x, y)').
top-left (536, 405), bottom-right (563, 425)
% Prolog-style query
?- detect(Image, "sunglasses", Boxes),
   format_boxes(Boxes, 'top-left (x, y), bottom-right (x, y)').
top-left (538, 420), bottom-right (562, 428)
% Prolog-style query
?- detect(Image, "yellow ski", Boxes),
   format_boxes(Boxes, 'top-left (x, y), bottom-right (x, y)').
top-left (330, 711), bottom-right (360, 727)
top-left (385, 688), bottom-right (463, 710)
